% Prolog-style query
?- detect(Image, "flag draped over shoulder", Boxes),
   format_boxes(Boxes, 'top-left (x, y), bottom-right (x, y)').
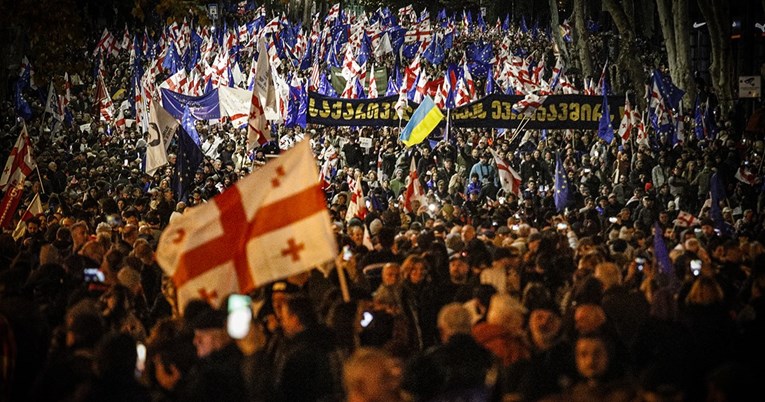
top-left (158, 139), bottom-right (337, 308)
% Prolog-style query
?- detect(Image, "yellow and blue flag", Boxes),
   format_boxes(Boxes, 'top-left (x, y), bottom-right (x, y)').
top-left (399, 96), bottom-right (444, 147)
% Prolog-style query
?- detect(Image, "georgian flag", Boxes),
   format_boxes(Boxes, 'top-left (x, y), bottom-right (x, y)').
top-left (512, 93), bottom-right (548, 117)
top-left (618, 94), bottom-right (634, 141)
top-left (489, 147), bottom-right (522, 197)
top-left (157, 139), bottom-right (337, 309)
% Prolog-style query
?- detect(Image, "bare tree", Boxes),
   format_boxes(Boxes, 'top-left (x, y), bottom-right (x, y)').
top-left (572, 0), bottom-right (594, 79)
top-left (549, 0), bottom-right (570, 65)
top-left (602, 0), bottom-right (648, 106)
top-left (697, 0), bottom-right (733, 113)
top-left (656, 0), bottom-right (695, 103)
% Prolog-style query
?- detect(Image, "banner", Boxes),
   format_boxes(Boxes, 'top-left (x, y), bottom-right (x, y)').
top-left (160, 88), bottom-right (221, 120)
top-left (450, 94), bottom-right (627, 130)
top-left (307, 92), bottom-right (417, 126)
top-left (307, 92), bottom-right (628, 129)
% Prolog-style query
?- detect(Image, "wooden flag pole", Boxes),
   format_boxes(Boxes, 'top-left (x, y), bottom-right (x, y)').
top-left (336, 261), bottom-right (351, 303)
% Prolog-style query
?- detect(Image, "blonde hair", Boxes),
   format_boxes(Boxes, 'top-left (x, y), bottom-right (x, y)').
top-left (594, 262), bottom-right (622, 289)
top-left (487, 294), bottom-right (526, 332)
top-left (685, 277), bottom-right (724, 306)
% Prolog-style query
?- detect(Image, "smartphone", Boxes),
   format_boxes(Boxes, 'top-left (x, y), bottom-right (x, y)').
top-left (342, 245), bottom-right (353, 261)
top-left (691, 259), bottom-right (702, 276)
top-left (609, 217), bottom-right (618, 223)
top-left (84, 268), bottom-right (105, 283)
top-left (360, 311), bottom-right (374, 328)
top-left (135, 342), bottom-right (146, 377)
top-left (635, 257), bottom-right (646, 272)
top-left (557, 223), bottom-right (568, 230)
top-left (227, 294), bottom-right (252, 340)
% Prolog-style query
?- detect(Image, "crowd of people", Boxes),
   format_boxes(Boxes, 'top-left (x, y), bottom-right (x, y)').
top-left (2, 3), bottom-right (765, 402)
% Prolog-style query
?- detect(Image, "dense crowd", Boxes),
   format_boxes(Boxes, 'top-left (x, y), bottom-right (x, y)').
top-left (2, 4), bottom-right (765, 402)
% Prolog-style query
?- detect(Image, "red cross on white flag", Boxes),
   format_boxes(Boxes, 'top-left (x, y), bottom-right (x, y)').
top-left (156, 139), bottom-right (337, 309)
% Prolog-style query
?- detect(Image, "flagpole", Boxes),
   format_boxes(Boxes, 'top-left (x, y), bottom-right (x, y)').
top-left (35, 165), bottom-right (46, 194)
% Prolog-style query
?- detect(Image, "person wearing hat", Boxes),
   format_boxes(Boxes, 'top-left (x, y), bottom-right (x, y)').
top-left (186, 304), bottom-right (248, 401)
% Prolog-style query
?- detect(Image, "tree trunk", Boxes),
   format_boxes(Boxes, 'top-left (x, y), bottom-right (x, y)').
top-left (573, 0), bottom-right (594, 78)
top-left (698, 0), bottom-right (733, 113)
top-left (672, 0), bottom-right (695, 104)
top-left (602, 0), bottom-right (647, 106)
top-left (549, 0), bottom-right (569, 65)
top-left (656, 0), bottom-right (677, 74)
top-left (638, 0), bottom-right (656, 40)
top-left (302, 0), bottom-right (313, 27)
top-left (623, 0), bottom-right (636, 29)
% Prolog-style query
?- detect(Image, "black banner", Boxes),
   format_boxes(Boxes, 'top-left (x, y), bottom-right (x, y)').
top-left (450, 94), bottom-right (627, 129)
top-left (307, 92), bottom-right (627, 129)
top-left (307, 92), bottom-right (417, 126)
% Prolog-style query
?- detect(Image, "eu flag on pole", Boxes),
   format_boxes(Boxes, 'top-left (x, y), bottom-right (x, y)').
top-left (181, 105), bottom-right (200, 146)
top-left (653, 221), bottom-right (677, 288)
top-left (710, 173), bottom-right (732, 237)
top-left (598, 78), bottom-right (615, 143)
top-left (173, 127), bottom-right (204, 201)
top-left (14, 81), bottom-right (32, 120)
top-left (694, 96), bottom-right (705, 140)
top-left (423, 34), bottom-right (445, 65)
top-left (554, 152), bottom-right (569, 212)
top-left (399, 96), bottom-right (444, 147)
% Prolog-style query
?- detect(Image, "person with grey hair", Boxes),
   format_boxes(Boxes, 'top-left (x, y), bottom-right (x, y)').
top-left (403, 303), bottom-right (498, 401)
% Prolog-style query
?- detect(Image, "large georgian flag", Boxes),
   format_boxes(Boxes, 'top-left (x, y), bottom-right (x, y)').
top-left (157, 139), bottom-right (337, 309)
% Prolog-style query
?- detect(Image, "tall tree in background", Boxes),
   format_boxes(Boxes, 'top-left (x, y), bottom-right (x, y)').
top-left (572, 0), bottom-right (594, 79)
top-left (698, 0), bottom-right (733, 113)
top-left (602, 0), bottom-right (647, 104)
top-left (656, 0), bottom-right (695, 104)
top-left (549, 0), bottom-right (570, 66)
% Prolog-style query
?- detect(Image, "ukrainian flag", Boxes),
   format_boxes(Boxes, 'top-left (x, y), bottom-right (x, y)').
top-left (399, 96), bottom-right (444, 147)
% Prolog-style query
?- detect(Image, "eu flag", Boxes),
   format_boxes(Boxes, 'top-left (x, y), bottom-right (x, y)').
top-left (554, 152), bottom-right (569, 212)
top-left (598, 78), bottom-right (615, 143)
top-left (653, 221), bottom-right (677, 288)
top-left (181, 105), bottom-right (200, 146)
top-left (423, 34), bottom-right (445, 65)
top-left (710, 173), bottom-right (732, 237)
top-left (173, 128), bottom-right (204, 201)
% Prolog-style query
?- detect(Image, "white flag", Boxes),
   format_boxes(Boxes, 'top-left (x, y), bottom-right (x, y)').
top-left (156, 139), bottom-right (337, 309)
top-left (145, 101), bottom-right (179, 176)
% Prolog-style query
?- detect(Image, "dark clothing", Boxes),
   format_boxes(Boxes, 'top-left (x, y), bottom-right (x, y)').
top-left (273, 325), bottom-right (343, 402)
top-left (185, 343), bottom-right (247, 402)
top-left (506, 339), bottom-right (576, 402)
top-left (601, 285), bottom-right (650, 347)
top-left (403, 333), bottom-right (497, 402)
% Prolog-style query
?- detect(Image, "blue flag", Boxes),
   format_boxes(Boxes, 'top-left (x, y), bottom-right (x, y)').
top-left (181, 105), bottom-right (200, 145)
top-left (423, 34), bottom-right (445, 65)
top-left (14, 81), bottom-right (32, 120)
top-left (437, 9), bottom-right (447, 22)
top-left (710, 173), bottom-right (733, 237)
top-left (386, 64), bottom-right (401, 96)
top-left (318, 72), bottom-right (337, 97)
top-left (162, 41), bottom-right (182, 73)
top-left (477, 12), bottom-right (486, 31)
top-left (653, 69), bottom-right (685, 111)
top-left (520, 16), bottom-right (528, 33)
top-left (173, 128), bottom-right (204, 201)
top-left (554, 152), bottom-right (569, 212)
top-left (653, 221), bottom-right (677, 288)
top-left (598, 78), bottom-right (615, 143)
top-left (503, 14), bottom-right (510, 31)
top-left (485, 67), bottom-right (495, 95)
top-left (694, 96), bottom-right (705, 140)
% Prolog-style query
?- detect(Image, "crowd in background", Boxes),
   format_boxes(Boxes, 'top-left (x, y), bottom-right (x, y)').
top-left (2, 3), bottom-right (765, 402)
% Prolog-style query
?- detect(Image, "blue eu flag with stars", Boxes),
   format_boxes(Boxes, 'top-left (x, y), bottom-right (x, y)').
top-left (554, 152), bottom-right (569, 212)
